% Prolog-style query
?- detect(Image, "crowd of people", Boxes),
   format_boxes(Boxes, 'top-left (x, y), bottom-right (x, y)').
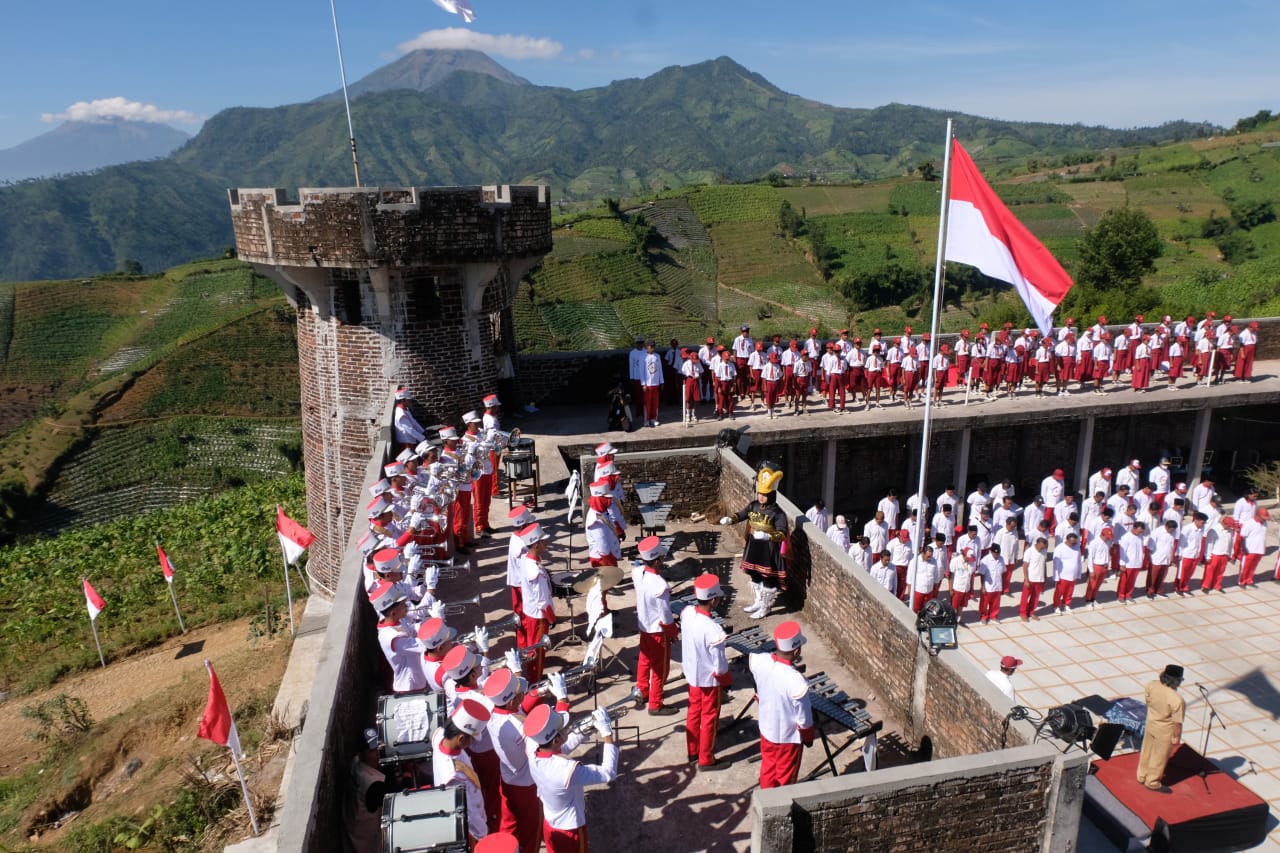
top-left (809, 458), bottom-right (1273, 625)
top-left (624, 313), bottom-right (1262, 424)
top-left (353, 400), bottom-right (818, 851)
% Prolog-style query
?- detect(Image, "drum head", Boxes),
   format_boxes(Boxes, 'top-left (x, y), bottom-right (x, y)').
top-left (381, 787), bottom-right (467, 852)
top-left (377, 693), bottom-right (443, 764)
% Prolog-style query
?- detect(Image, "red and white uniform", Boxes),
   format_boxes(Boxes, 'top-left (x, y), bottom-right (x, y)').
top-left (1147, 526), bottom-right (1177, 596)
top-left (681, 603), bottom-right (731, 767)
top-left (640, 349), bottom-right (663, 422)
top-left (432, 729), bottom-right (489, 842)
top-left (1019, 546), bottom-right (1048, 618)
top-left (749, 652), bottom-right (814, 788)
top-left (378, 619), bottom-right (426, 694)
top-left (1239, 517), bottom-right (1267, 585)
top-left (633, 565), bottom-right (675, 711)
top-left (1051, 541), bottom-right (1083, 610)
top-left (519, 555), bottom-right (554, 682)
top-left (528, 742), bottom-right (619, 853)
top-left (1202, 518), bottom-right (1231, 592)
top-left (1116, 530), bottom-right (1149, 601)
top-left (585, 507), bottom-right (621, 565)
top-left (976, 553), bottom-right (1005, 622)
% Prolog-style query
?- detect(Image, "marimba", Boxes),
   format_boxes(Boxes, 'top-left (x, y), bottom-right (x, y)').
top-left (802, 671), bottom-right (883, 781)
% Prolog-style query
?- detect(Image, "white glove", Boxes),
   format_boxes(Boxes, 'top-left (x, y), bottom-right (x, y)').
top-left (592, 707), bottom-right (613, 738)
top-left (549, 672), bottom-right (569, 701)
top-left (428, 600), bottom-right (446, 619)
top-left (719, 516), bottom-right (733, 525)
top-left (473, 625), bottom-right (490, 654)
top-left (504, 649), bottom-right (521, 673)
top-left (753, 530), bottom-right (770, 540)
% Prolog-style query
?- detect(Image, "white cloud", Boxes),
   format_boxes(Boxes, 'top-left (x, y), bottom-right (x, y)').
top-left (41, 97), bottom-right (202, 126)
top-left (577, 48), bottom-right (595, 60)
top-left (397, 28), bottom-right (563, 60)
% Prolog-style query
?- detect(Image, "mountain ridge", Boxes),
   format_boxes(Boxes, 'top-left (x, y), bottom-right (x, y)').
top-left (0, 119), bottom-right (191, 183)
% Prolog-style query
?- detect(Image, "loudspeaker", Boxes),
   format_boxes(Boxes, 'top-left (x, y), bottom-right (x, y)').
top-left (1090, 722), bottom-right (1124, 761)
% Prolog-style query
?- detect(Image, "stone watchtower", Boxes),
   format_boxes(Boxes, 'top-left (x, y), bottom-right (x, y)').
top-left (228, 185), bottom-right (552, 589)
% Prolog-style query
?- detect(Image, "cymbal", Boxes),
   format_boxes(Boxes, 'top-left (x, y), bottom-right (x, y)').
top-left (573, 564), bottom-right (624, 594)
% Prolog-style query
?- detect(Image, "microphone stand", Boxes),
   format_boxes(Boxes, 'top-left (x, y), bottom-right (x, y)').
top-left (1196, 683), bottom-right (1226, 794)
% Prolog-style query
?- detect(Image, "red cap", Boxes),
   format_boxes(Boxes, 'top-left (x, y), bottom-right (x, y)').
top-left (809, 327), bottom-right (818, 335)
top-left (1053, 469), bottom-right (1064, 479)
top-left (706, 336), bottom-right (715, 344)
top-left (476, 833), bottom-right (520, 853)
top-left (1000, 655), bottom-right (1023, 669)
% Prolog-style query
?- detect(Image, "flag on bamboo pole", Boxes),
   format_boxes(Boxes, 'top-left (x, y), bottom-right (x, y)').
top-left (276, 507), bottom-right (316, 566)
top-left (944, 138), bottom-right (1073, 335)
top-left (83, 579), bottom-right (106, 621)
top-left (198, 661), bottom-right (243, 757)
top-left (157, 544), bottom-right (176, 583)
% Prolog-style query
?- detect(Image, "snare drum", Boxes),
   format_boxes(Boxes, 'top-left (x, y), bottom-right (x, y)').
top-left (550, 571), bottom-right (578, 600)
top-left (381, 786), bottom-right (468, 853)
top-left (376, 693), bottom-right (444, 766)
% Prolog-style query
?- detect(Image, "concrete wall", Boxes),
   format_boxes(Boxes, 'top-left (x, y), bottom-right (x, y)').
top-left (572, 446), bottom-right (722, 527)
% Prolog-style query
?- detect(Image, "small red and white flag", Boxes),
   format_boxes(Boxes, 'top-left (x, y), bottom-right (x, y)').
top-left (83, 579), bottom-right (106, 621)
top-left (157, 544), bottom-right (176, 584)
top-left (198, 661), bottom-right (243, 757)
top-left (431, 0), bottom-right (476, 23)
top-left (944, 138), bottom-right (1073, 335)
top-left (277, 506), bottom-right (316, 566)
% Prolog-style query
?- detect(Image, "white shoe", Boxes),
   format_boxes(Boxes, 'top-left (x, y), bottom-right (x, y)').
top-left (1064, 604), bottom-right (1071, 613)
top-left (653, 420), bottom-right (660, 427)
top-left (752, 589), bottom-right (779, 619)
top-left (742, 582), bottom-right (763, 613)
top-left (1055, 607), bottom-right (1063, 615)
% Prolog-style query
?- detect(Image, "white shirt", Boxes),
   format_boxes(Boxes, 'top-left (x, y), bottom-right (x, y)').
top-left (869, 560), bottom-right (897, 594)
top-left (1040, 475), bottom-right (1064, 507)
top-left (432, 734), bottom-right (489, 839)
top-left (1088, 471), bottom-right (1112, 499)
top-left (1150, 528), bottom-right (1177, 564)
top-left (1242, 518), bottom-right (1267, 555)
top-left (749, 653), bottom-right (813, 744)
top-left (847, 541), bottom-right (870, 571)
top-left (877, 497), bottom-right (900, 530)
top-left (949, 554), bottom-right (974, 593)
top-left (507, 533), bottom-right (528, 588)
top-left (585, 507), bottom-right (621, 560)
top-left (863, 520), bottom-right (889, 556)
top-left (1086, 536), bottom-right (1112, 569)
top-left (629, 346), bottom-right (645, 381)
top-left (985, 670), bottom-right (1017, 703)
top-left (633, 566), bottom-right (673, 633)
top-left (805, 505), bottom-right (830, 532)
top-left (528, 742), bottom-right (619, 831)
top-left (679, 606), bottom-right (728, 688)
top-left (888, 537), bottom-right (912, 567)
top-left (1052, 542), bottom-right (1083, 582)
top-left (908, 554), bottom-right (940, 593)
top-left (1023, 547), bottom-right (1048, 584)
top-left (977, 554), bottom-right (1005, 592)
top-left (994, 527), bottom-right (1022, 565)
top-left (1191, 482), bottom-right (1216, 515)
top-left (1118, 531), bottom-right (1148, 569)
top-left (641, 352), bottom-right (664, 387)
top-left (378, 621), bottom-right (426, 693)
top-left (520, 556), bottom-right (553, 620)
top-left (1116, 466), bottom-right (1142, 494)
top-left (1206, 522), bottom-right (1231, 557)
top-left (825, 523), bottom-right (851, 551)
top-left (1178, 521), bottom-right (1205, 560)
top-left (1149, 465), bottom-right (1171, 494)
top-left (393, 403), bottom-right (426, 445)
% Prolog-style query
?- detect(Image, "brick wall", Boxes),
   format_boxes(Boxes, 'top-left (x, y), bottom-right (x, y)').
top-left (513, 349), bottom-right (630, 407)
top-left (572, 447), bottom-right (721, 528)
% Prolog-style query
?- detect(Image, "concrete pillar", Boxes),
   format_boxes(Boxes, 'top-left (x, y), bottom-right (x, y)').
top-left (954, 428), bottom-right (972, 526)
top-left (1187, 407), bottom-right (1214, 489)
top-left (822, 438), bottom-right (837, 512)
top-left (1073, 416), bottom-right (1095, 498)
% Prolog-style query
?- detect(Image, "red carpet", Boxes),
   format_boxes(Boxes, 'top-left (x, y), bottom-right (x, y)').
top-left (1090, 745), bottom-right (1269, 851)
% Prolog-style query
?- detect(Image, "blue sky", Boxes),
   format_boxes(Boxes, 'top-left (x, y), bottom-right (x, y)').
top-left (1, 0), bottom-right (1276, 150)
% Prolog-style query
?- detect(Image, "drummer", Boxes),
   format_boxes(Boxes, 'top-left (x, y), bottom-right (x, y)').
top-left (432, 699), bottom-right (492, 846)
top-left (632, 535), bottom-right (678, 716)
top-left (518, 523), bottom-right (556, 683)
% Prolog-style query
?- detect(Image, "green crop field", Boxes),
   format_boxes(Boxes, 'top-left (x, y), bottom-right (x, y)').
top-left (779, 185), bottom-right (891, 215)
top-left (0, 283), bottom-right (13, 361)
top-left (684, 184), bottom-right (783, 224)
top-left (812, 212), bottom-right (923, 276)
top-left (888, 182), bottom-right (943, 216)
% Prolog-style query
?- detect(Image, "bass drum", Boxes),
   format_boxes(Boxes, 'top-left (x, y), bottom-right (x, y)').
top-left (376, 692), bottom-right (444, 767)
top-left (381, 786), bottom-right (468, 853)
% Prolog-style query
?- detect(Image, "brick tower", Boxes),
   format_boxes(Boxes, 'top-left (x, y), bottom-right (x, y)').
top-left (228, 185), bottom-right (552, 590)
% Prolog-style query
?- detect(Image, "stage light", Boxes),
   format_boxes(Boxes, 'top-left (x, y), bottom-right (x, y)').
top-left (1041, 703), bottom-right (1096, 752)
top-left (915, 599), bottom-right (959, 656)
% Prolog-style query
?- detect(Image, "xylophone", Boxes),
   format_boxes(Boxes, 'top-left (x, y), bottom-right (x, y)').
top-left (801, 671), bottom-right (883, 781)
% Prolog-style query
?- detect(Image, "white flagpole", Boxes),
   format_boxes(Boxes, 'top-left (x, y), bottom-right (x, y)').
top-left (206, 661), bottom-right (260, 836)
top-left (910, 118), bottom-right (955, 607)
top-left (277, 506), bottom-right (297, 637)
top-left (89, 614), bottom-right (106, 668)
top-left (157, 541), bottom-right (186, 633)
top-left (327, 0), bottom-right (361, 186)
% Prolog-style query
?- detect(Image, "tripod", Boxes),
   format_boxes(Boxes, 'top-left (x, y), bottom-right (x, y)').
top-left (1196, 683), bottom-right (1227, 794)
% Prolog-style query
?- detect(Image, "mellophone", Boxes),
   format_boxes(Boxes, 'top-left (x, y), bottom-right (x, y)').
top-left (565, 687), bottom-right (643, 736)
top-left (380, 786), bottom-right (468, 853)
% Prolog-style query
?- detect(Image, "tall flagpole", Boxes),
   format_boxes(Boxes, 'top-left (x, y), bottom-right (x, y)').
top-left (909, 119), bottom-right (955, 605)
top-left (84, 577), bottom-right (106, 668)
top-left (205, 661), bottom-right (260, 837)
top-left (157, 541), bottom-right (187, 633)
top-left (278, 506), bottom-right (297, 637)
top-left (328, 0), bottom-right (362, 186)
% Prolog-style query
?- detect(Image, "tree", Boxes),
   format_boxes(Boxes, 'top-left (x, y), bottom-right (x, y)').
top-left (917, 160), bottom-right (937, 182)
top-left (1074, 207), bottom-right (1162, 292)
top-left (119, 258), bottom-right (143, 275)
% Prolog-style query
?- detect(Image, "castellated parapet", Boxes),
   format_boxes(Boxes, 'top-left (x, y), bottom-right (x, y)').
top-left (229, 185), bottom-right (552, 590)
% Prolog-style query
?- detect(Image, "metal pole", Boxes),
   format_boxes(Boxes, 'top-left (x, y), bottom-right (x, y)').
top-left (168, 582), bottom-right (186, 633)
top-left (328, 0), bottom-right (362, 186)
top-left (910, 118), bottom-right (955, 604)
top-left (90, 616), bottom-right (106, 668)
top-left (230, 747), bottom-right (261, 836)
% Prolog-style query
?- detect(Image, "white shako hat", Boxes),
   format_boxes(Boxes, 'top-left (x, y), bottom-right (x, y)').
top-left (693, 573), bottom-right (723, 601)
top-left (518, 523), bottom-right (551, 546)
top-left (396, 447), bottom-right (418, 463)
top-left (483, 394), bottom-right (501, 409)
top-left (442, 645), bottom-right (479, 682)
top-left (508, 505), bottom-right (535, 527)
top-left (416, 616), bottom-right (457, 649)
top-left (438, 426), bottom-right (459, 441)
top-left (596, 461), bottom-right (618, 477)
top-left (522, 702), bottom-right (563, 745)
top-left (462, 410), bottom-right (482, 424)
top-left (637, 535), bottom-right (666, 562)
top-left (773, 621), bottom-right (807, 652)
top-left (369, 478), bottom-right (391, 497)
top-left (482, 668), bottom-right (526, 706)
top-left (394, 386), bottom-right (410, 401)
top-left (589, 478), bottom-right (612, 497)
top-left (595, 441), bottom-right (616, 458)
top-left (368, 579), bottom-right (408, 614)
top-left (451, 698), bottom-right (491, 736)
top-left (367, 494), bottom-right (392, 518)
top-left (384, 461), bottom-right (406, 478)
top-left (372, 548), bottom-right (402, 575)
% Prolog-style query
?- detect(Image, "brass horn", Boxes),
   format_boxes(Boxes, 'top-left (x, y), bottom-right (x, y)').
top-left (566, 688), bottom-right (643, 735)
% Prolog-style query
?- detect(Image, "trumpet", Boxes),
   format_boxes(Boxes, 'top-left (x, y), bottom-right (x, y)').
top-left (486, 427), bottom-right (521, 451)
top-left (456, 613), bottom-right (521, 645)
top-left (444, 594), bottom-right (482, 615)
top-left (529, 662), bottom-right (597, 696)
top-left (484, 638), bottom-right (550, 670)
top-left (566, 688), bottom-right (643, 736)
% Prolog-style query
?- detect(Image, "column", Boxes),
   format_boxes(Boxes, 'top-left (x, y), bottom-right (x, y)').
top-left (1187, 407), bottom-right (1213, 489)
top-left (1073, 416), bottom-right (1095, 498)
top-left (822, 438), bottom-right (837, 512)
top-left (954, 428), bottom-right (971, 526)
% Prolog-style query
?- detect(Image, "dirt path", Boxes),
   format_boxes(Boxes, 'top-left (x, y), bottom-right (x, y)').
top-left (716, 281), bottom-right (820, 324)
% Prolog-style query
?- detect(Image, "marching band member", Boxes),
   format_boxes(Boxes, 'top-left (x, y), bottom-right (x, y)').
top-left (433, 700), bottom-right (492, 845)
top-left (507, 504), bottom-right (536, 636)
top-left (585, 478), bottom-right (622, 569)
top-left (749, 621), bottom-right (815, 788)
top-left (439, 427), bottom-right (473, 555)
top-left (518, 523), bottom-right (556, 683)
top-left (418, 616), bottom-right (457, 691)
top-left (440, 643), bottom-right (500, 831)
top-left (524, 702), bottom-right (618, 852)
top-left (633, 535), bottom-right (678, 715)
top-left (462, 411), bottom-right (495, 538)
top-left (681, 573), bottom-right (733, 770)
top-left (370, 579), bottom-right (425, 693)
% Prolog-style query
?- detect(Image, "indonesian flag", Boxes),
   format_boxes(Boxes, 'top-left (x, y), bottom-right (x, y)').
top-left (83, 579), bottom-right (106, 621)
top-left (430, 0), bottom-right (476, 23)
top-left (944, 138), bottom-right (1073, 335)
top-left (157, 544), bottom-right (176, 584)
top-left (198, 661), bottom-right (243, 757)
top-left (277, 506), bottom-right (316, 566)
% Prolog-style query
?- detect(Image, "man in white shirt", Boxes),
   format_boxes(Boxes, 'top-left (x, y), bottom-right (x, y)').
top-left (1149, 458), bottom-right (1172, 504)
top-left (1083, 525), bottom-right (1115, 609)
top-left (908, 544), bottom-right (940, 613)
top-left (524, 701), bottom-right (618, 851)
top-left (949, 548), bottom-right (975, 613)
top-left (1088, 467), bottom-right (1113, 499)
top-left (1192, 478), bottom-right (1217, 516)
top-left (984, 655), bottom-right (1022, 703)
top-left (863, 511), bottom-right (889, 560)
top-left (633, 536), bottom-right (678, 715)
top-left (1146, 519), bottom-right (1178, 598)
top-left (825, 515), bottom-right (851, 551)
top-left (749, 621), bottom-right (815, 788)
top-left (1051, 532), bottom-right (1083, 614)
top-left (976, 545), bottom-right (1006, 625)
top-left (1040, 469), bottom-right (1066, 525)
top-left (1116, 459), bottom-right (1143, 494)
top-left (628, 336), bottom-right (646, 407)
top-left (1238, 508), bottom-right (1269, 588)
top-left (888, 530), bottom-right (914, 603)
top-left (1175, 512), bottom-right (1207, 595)
top-left (847, 536), bottom-right (871, 572)
top-left (639, 339), bottom-right (664, 427)
top-left (681, 574), bottom-right (733, 770)
top-left (993, 516), bottom-right (1022, 595)
top-left (877, 490), bottom-right (901, 533)
top-left (1019, 537), bottom-right (1049, 621)
top-left (1117, 522), bottom-right (1150, 604)
top-left (869, 549), bottom-right (898, 596)
top-left (732, 325), bottom-right (754, 399)
top-left (805, 500), bottom-right (830, 533)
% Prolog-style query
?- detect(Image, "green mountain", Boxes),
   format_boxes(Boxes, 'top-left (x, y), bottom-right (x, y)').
top-left (314, 48), bottom-right (530, 101)
top-left (0, 54), bottom-right (1224, 282)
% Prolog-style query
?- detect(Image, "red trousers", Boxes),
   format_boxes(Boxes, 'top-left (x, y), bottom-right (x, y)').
top-left (911, 588), bottom-right (935, 613)
top-left (1084, 567), bottom-right (1107, 601)
top-left (978, 591), bottom-right (1001, 621)
top-left (490, 451), bottom-right (500, 496)
top-left (1116, 569), bottom-right (1141, 600)
top-left (1176, 557), bottom-right (1199, 593)
top-left (894, 565), bottom-right (909, 602)
top-left (636, 631), bottom-right (672, 710)
top-left (1240, 553), bottom-right (1263, 585)
top-left (1235, 344), bottom-right (1256, 379)
top-left (520, 616), bottom-right (549, 683)
top-left (716, 379), bottom-right (735, 416)
top-left (826, 373), bottom-right (846, 409)
top-left (759, 739), bottom-right (804, 789)
top-left (641, 385), bottom-right (660, 421)
top-left (474, 473), bottom-right (493, 532)
top-left (951, 590), bottom-right (971, 612)
top-left (764, 379), bottom-right (782, 408)
top-left (1019, 581), bottom-right (1044, 617)
top-left (685, 685), bottom-right (722, 766)
top-left (1146, 563), bottom-right (1170, 596)
top-left (544, 823), bottom-right (587, 853)
top-left (1203, 555), bottom-right (1228, 591)
top-left (468, 746), bottom-right (502, 832)
top-left (1052, 579), bottom-right (1076, 609)
top-left (499, 780), bottom-right (542, 853)
top-left (735, 358), bottom-right (750, 396)
top-left (510, 586), bottom-right (526, 645)
top-left (453, 489), bottom-right (473, 547)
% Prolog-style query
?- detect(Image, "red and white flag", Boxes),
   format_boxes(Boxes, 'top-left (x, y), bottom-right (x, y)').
top-left (431, 0), bottom-right (476, 23)
top-left (276, 506), bottom-right (316, 566)
top-left (157, 544), bottom-right (176, 584)
top-left (198, 661), bottom-right (243, 757)
top-left (83, 579), bottom-right (106, 621)
top-left (944, 138), bottom-right (1073, 335)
